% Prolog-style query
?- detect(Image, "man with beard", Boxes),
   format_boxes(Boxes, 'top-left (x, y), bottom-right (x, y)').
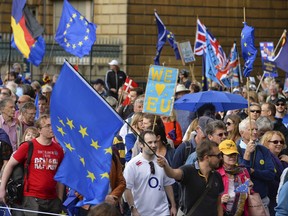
top-left (124, 130), bottom-right (176, 216)
top-left (157, 140), bottom-right (224, 216)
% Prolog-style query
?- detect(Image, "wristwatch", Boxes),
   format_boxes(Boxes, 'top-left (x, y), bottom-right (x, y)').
top-left (129, 205), bottom-right (135, 211)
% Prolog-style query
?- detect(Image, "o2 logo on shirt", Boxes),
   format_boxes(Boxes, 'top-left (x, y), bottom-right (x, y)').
top-left (148, 177), bottom-right (162, 190)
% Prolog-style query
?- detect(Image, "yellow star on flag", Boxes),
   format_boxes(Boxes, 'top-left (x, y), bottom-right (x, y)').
top-left (101, 172), bottom-right (109, 179)
top-left (84, 36), bottom-right (88, 41)
top-left (91, 139), bottom-right (100, 150)
top-left (105, 147), bottom-right (112, 155)
top-left (78, 41), bottom-right (83, 46)
top-left (79, 156), bottom-right (85, 166)
top-left (66, 43), bottom-right (70, 47)
top-left (66, 23), bottom-right (70, 28)
top-left (72, 13), bottom-right (77, 18)
top-left (80, 16), bottom-right (84, 20)
top-left (244, 42), bottom-right (247, 47)
top-left (87, 171), bottom-right (96, 182)
top-left (57, 126), bottom-right (66, 136)
top-left (79, 125), bottom-right (88, 138)
top-left (58, 117), bottom-right (65, 126)
top-left (65, 142), bottom-right (75, 152)
top-left (66, 118), bottom-right (75, 130)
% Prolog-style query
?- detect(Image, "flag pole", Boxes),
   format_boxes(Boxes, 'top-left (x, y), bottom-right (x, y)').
top-left (273, 29), bottom-right (287, 56)
top-left (256, 72), bottom-right (267, 93)
top-left (243, 7), bottom-right (252, 138)
top-left (189, 63), bottom-right (196, 82)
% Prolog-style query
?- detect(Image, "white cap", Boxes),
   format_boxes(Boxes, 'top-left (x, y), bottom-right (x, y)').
top-left (175, 84), bottom-right (190, 94)
top-left (108, 60), bottom-right (119, 66)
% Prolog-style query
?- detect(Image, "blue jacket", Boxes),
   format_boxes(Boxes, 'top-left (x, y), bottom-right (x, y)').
top-left (275, 181), bottom-right (288, 216)
top-left (238, 143), bottom-right (275, 198)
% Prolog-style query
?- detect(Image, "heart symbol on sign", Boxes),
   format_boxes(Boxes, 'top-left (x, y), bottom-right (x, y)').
top-left (155, 84), bottom-right (165, 96)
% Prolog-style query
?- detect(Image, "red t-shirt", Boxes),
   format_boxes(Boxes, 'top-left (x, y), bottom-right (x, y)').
top-left (13, 139), bottom-right (64, 199)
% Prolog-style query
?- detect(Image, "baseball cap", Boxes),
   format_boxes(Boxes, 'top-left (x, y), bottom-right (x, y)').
top-left (219, 140), bottom-right (239, 155)
top-left (108, 60), bottom-right (119, 66)
top-left (275, 97), bottom-right (286, 104)
top-left (198, 116), bottom-right (214, 136)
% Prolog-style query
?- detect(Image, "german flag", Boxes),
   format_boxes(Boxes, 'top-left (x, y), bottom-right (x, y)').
top-left (11, 0), bottom-right (45, 66)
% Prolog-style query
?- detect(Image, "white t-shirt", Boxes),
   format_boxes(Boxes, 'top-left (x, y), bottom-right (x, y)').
top-left (124, 153), bottom-right (175, 216)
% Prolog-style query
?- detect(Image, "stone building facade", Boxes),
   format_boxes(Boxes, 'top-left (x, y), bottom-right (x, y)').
top-left (0, 0), bottom-right (287, 84)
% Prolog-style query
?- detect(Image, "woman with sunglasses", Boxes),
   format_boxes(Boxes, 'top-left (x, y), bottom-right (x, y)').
top-left (261, 131), bottom-right (288, 216)
top-left (217, 140), bottom-right (250, 216)
top-left (224, 114), bottom-right (242, 143)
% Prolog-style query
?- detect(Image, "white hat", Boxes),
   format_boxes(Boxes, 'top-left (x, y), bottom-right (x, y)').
top-left (108, 60), bottom-right (119, 66)
top-left (175, 84), bottom-right (190, 94)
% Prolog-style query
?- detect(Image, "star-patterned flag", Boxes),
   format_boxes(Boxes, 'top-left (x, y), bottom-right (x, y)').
top-left (234, 179), bottom-right (250, 193)
top-left (241, 22), bottom-right (257, 77)
top-left (50, 61), bottom-right (123, 205)
top-left (55, 0), bottom-right (97, 58)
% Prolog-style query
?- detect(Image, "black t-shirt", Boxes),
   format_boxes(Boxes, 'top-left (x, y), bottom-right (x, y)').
top-left (179, 165), bottom-right (224, 216)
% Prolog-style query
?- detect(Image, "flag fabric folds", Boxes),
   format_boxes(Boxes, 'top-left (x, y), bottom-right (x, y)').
top-left (229, 42), bottom-right (241, 87)
top-left (194, 19), bottom-right (207, 56)
top-left (241, 22), bottom-right (257, 77)
top-left (123, 77), bottom-right (138, 93)
top-left (234, 179), bottom-right (250, 193)
top-left (50, 61), bottom-right (123, 205)
top-left (154, 11), bottom-right (180, 65)
top-left (55, 0), bottom-right (97, 58)
top-left (11, 0), bottom-right (45, 66)
top-left (273, 32), bottom-right (288, 73)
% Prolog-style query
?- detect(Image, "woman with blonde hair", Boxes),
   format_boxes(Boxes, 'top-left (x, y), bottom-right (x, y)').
top-left (124, 112), bottom-right (144, 162)
top-left (261, 131), bottom-right (288, 215)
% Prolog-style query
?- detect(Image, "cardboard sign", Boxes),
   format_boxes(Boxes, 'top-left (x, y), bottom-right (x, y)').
top-left (143, 65), bottom-right (178, 116)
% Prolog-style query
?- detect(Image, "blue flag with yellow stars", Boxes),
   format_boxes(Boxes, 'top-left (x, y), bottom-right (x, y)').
top-left (55, 0), bottom-right (97, 58)
top-left (154, 11), bottom-right (180, 65)
top-left (241, 22), bottom-right (257, 77)
top-left (50, 60), bottom-right (123, 205)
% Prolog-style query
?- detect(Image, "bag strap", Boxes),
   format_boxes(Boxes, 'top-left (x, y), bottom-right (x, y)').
top-left (24, 141), bottom-right (34, 192)
top-left (186, 171), bottom-right (214, 216)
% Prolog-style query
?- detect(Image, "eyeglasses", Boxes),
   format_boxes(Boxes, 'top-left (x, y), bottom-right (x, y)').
top-left (268, 140), bottom-right (284, 145)
top-left (214, 132), bottom-right (228, 137)
top-left (225, 153), bottom-right (238, 157)
top-left (149, 161), bottom-right (155, 175)
top-left (250, 110), bottom-right (261, 113)
top-left (41, 124), bottom-right (52, 129)
top-left (276, 103), bottom-right (285, 106)
top-left (225, 122), bottom-right (233, 126)
top-left (208, 153), bottom-right (222, 159)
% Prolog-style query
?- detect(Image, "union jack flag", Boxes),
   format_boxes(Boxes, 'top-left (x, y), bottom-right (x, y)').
top-left (194, 19), bottom-right (228, 71)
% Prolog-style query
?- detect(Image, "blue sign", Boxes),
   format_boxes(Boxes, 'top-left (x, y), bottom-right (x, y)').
top-left (260, 42), bottom-right (278, 77)
top-left (143, 65), bottom-right (178, 116)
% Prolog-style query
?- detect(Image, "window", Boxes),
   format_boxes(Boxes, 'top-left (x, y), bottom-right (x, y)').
top-left (53, 1), bottom-right (93, 34)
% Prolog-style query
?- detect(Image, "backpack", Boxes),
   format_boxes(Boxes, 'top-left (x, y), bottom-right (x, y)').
top-left (6, 141), bottom-right (34, 204)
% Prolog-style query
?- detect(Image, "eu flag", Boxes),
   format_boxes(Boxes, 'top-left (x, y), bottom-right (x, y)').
top-left (273, 32), bottom-right (288, 73)
top-left (11, 0), bottom-right (45, 66)
top-left (241, 22), bottom-right (257, 77)
top-left (154, 11), bottom-right (180, 65)
top-left (55, 0), bottom-right (97, 58)
top-left (50, 61), bottom-right (123, 205)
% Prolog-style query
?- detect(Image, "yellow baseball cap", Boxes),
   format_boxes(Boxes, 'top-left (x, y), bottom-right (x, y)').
top-left (219, 140), bottom-right (239, 155)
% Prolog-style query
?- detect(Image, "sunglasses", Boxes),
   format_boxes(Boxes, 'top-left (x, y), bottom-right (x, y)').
top-left (215, 132), bottom-right (228, 137)
top-left (225, 122), bottom-right (233, 126)
top-left (276, 103), bottom-right (285, 106)
top-left (208, 152), bottom-right (222, 159)
top-left (268, 140), bottom-right (284, 145)
top-left (250, 110), bottom-right (261, 113)
top-left (149, 161), bottom-right (155, 175)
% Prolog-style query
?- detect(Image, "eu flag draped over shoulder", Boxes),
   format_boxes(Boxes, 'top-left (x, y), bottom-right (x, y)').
top-left (154, 11), bottom-right (180, 65)
top-left (50, 61), bottom-right (123, 205)
top-left (241, 22), bottom-right (257, 77)
top-left (55, 0), bottom-right (97, 58)
top-left (11, 0), bottom-right (45, 66)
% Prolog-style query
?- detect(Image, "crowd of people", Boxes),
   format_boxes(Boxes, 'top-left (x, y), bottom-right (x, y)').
top-left (0, 60), bottom-right (287, 216)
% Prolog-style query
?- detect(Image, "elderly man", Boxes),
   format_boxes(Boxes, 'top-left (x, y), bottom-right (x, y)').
top-left (237, 118), bottom-right (275, 213)
top-left (18, 102), bottom-right (37, 142)
top-left (0, 98), bottom-right (18, 151)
